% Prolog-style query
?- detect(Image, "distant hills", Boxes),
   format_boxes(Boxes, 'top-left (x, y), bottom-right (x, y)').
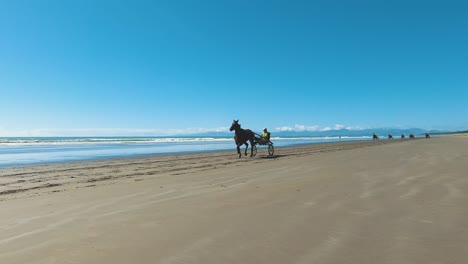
top-left (189, 128), bottom-right (441, 138)
top-left (430, 130), bottom-right (468, 135)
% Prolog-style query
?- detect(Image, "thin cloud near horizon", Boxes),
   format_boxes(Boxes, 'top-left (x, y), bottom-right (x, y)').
top-left (275, 124), bottom-right (367, 132)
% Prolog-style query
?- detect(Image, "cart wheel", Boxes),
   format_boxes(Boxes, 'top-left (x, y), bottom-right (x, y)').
top-left (268, 144), bottom-right (274, 157)
top-left (252, 144), bottom-right (257, 157)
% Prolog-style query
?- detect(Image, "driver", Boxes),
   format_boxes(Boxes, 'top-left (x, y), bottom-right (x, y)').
top-left (260, 128), bottom-right (271, 144)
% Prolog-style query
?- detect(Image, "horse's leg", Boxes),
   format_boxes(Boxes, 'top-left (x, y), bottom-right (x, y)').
top-left (250, 139), bottom-right (254, 157)
top-left (244, 142), bottom-right (249, 156)
top-left (236, 144), bottom-right (241, 158)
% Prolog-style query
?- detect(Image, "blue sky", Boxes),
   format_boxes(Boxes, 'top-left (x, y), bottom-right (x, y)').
top-left (1, 0), bottom-right (467, 136)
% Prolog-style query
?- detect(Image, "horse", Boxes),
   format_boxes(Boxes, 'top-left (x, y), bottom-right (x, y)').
top-left (401, 134), bottom-right (406, 139)
top-left (373, 133), bottom-right (379, 141)
top-left (229, 120), bottom-right (255, 158)
top-left (425, 133), bottom-right (430, 139)
top-left (409, 134), bottom-right (415, 139)
top-left (388, 134), bottom-right (393, 139)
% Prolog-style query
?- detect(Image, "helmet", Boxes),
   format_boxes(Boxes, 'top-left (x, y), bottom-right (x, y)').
top-left (263, 128), bottom-right (267, 131)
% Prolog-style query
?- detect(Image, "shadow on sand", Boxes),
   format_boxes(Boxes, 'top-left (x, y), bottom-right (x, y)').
top-left (256, 154), bottom-right (287, 159)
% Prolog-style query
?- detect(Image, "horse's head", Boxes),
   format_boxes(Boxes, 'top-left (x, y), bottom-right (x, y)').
top-left (229, 120), bottom-right (240, 132)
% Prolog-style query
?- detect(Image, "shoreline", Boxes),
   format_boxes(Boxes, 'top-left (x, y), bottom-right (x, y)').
top-left (0, 137), bottom-right (404, 169)
top-left (0, 147), bottom-right (235, 169)
top-left (0, 142), bottom-right (240, 169)
top-left (0, 139), bottom-right (408, 200)
top-left (0, 136), bottom-right (405, 168)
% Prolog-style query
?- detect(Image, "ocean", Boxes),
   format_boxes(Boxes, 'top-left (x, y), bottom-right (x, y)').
top-left (0, 136), bottom-right (372, 167)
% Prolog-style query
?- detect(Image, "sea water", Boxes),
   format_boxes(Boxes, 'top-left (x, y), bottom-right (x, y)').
top-left (0, 136), bottom-right (371, 167)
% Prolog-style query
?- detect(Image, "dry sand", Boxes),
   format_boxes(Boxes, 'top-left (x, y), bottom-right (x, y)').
top-left (1, 137), bottom-right (467, 264)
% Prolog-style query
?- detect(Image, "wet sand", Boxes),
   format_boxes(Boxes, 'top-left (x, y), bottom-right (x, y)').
top-left (1, 137), bottom-right (467, 263)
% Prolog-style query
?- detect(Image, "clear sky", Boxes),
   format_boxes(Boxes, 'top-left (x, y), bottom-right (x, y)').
top-left (1, 0), bottom-right (467, 136)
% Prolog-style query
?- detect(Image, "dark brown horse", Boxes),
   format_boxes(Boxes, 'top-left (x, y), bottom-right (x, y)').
top-left (388, 134), bottom-right (393, 139)
top-left (229, 120), bottom-right (255, 158)
top-left (373, 133), bottom-right (379, 141)
top-left (409, 134), bottom-right (415, 139)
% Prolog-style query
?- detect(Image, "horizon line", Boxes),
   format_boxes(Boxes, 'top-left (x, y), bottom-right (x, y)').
top-left (0, 126), bottom-right (454, 137)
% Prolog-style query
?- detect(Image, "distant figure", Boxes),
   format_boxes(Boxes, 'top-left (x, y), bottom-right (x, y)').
top-left (401, 134), bottom-right (406, 139)
top-left (425, 133), bottom-right (430, 139)
top-left (409, 134), bottom-right (415, 139)
top-left (373, 133), bottom-right (379, 141)
top-left (388, 134), bottom-right (393, 139)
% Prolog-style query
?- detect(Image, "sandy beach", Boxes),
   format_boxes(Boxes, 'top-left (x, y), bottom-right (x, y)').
top-left (1, 137), bottom-right (467, 264)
